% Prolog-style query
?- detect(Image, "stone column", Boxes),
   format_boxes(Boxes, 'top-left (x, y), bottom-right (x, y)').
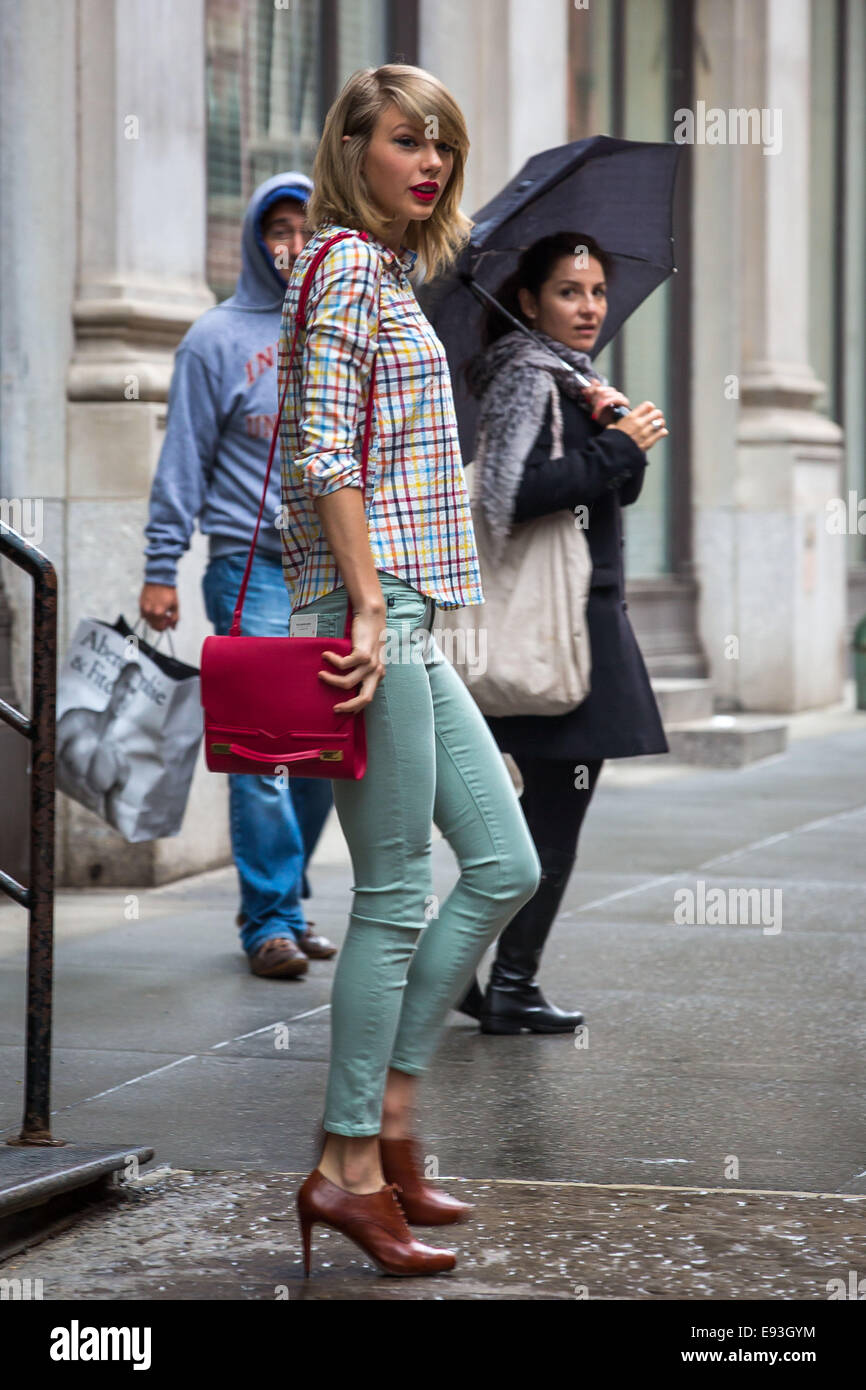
top-left (60, 0), bottom-right (226, 885)
top-left (419, 0), bottom-right (568, 212)
top-left (693, 0), bottom-right (845, 713)
top-left (2, 0), bottom-right (228, 888)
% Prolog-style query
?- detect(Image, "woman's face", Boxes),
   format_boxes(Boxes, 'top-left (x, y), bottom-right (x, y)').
top-left (518, 253), bottom-right (608, 353)
top-left (346, 102), bottom-right (455, 226)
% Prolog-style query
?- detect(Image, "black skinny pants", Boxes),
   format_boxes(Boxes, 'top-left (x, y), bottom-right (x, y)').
top-left (509, 755), bottom-right (605, 871)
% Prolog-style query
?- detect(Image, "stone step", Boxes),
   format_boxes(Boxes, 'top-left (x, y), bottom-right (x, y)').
top-left (0, 1142), bottom-right (155, 1261)
top-left (0, 1143), bottom-right (155, 1218)
top-left (651, 677), bottom-right (715, 724)
top-left (664, 715), bottom-right (788, 768)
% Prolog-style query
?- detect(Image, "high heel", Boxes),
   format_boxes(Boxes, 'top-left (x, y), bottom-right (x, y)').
top-left (380, 1137), bottom-right (474, 1225)
top-left (299, 1206), bottom-right (314, 1277)
top-left (295, 1168), bottom-right (457, 1277)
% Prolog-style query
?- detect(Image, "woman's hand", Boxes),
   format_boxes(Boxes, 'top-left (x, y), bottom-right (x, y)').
top-left (608, 400), bottom-right (669, 451)
top-left (140, 583), bottom-right (179, 630)
top-left (582, 383), bottom-right (630, 424)
top-left (319, 605), bottom-right (387, 715)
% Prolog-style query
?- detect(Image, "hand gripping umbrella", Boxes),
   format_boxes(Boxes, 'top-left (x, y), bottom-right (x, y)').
top-left (418, 134), bottom-right (681, 461)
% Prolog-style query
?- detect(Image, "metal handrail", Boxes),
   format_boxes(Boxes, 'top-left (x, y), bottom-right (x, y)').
top-left (0, 520), bottom-right (62, 1145)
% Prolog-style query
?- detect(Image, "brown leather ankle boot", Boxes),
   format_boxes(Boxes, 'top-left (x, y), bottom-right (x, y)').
top-left (296, 1168), bottom-right (457, 1276)
top-left (379, 1137), bottom-right (474, 1225)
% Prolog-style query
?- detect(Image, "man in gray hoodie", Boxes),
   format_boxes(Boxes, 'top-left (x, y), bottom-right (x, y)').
top-left (139, 172), bottom-right (336, 980)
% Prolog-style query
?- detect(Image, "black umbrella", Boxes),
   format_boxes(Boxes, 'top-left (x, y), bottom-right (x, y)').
top-left (418, 135), bottom-right (681, 460)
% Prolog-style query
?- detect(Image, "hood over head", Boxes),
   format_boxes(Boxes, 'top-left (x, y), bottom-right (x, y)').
top-left (221, 171), bottom-right (314, 312)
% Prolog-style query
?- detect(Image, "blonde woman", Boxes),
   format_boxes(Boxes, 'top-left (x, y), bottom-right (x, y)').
top-left (278, 65), bottom-right (541, 1278)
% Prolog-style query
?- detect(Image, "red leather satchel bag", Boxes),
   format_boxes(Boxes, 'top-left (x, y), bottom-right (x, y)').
top-left (200, 230), bottom-right (380, 780)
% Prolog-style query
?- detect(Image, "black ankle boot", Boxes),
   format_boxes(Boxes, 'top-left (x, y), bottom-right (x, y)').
top-left (480, 848), bottom-right (585, 1036)
top-left (455, 975), bottom-right (484, 1020)
top-left (481, 979), bottom-right (585, 1034)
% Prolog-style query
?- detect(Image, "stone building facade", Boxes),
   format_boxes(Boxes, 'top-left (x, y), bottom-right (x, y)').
top-left (0, 0), bottom-right (862, 885)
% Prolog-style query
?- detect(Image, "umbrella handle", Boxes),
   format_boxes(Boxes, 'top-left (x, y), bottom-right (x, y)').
top-left (461, 273), bottom-right (631, 422)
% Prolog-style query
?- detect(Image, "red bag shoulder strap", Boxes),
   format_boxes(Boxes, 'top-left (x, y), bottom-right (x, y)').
top-left (228, 229), bottom-right (382, 637)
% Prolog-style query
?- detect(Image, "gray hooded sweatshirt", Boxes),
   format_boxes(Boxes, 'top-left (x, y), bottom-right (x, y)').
top-left (142, 172), bottom-right (314, 585)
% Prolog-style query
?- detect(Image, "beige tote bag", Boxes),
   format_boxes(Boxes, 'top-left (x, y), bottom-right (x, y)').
top-left (434, 458), bottom-right (592, 716)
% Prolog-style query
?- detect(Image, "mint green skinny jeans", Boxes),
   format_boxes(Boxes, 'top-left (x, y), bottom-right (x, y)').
top-left (291, 570), bottom-right (542, 1135)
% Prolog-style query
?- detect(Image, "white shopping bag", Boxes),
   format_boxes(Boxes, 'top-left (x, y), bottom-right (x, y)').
top-left (56, 615), bottom-right (203, 842)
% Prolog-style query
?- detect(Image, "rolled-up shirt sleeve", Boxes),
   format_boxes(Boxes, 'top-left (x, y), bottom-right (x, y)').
top-left (291, 236), bottom-right (381, 500)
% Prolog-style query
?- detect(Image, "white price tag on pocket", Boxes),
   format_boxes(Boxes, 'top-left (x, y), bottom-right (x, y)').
top-left (289, 613), bottom-right (318, 637)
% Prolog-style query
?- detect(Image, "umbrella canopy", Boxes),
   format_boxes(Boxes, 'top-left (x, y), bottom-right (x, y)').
top-left (418, 135), bottom-right (681, 461)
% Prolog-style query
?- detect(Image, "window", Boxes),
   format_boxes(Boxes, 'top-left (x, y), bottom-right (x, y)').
top-left (338, 0), bottom-right (387, 86)
top-left (569, 0), bottom-right (689, 581)
top-left (205, 0), bottom-right (401, 302)
top-left (810, 0), bottom-right (866, 567)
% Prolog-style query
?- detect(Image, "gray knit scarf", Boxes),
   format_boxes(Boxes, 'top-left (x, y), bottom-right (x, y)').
top-left (464, 328), bottom-right (607, 563)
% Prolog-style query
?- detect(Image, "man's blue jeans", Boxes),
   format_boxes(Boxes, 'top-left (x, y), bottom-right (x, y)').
top-left (202, 551), bottom-right (333, 955)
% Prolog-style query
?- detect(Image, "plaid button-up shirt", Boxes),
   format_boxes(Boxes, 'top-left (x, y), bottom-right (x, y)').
top-left (277, 223), bottom-right (483, 611)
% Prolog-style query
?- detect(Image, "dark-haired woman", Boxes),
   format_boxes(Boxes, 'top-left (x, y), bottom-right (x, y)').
top-left (457, 232), bottom-right (670, 1035)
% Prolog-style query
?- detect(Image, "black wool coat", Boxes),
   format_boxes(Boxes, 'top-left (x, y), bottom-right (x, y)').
top-left (483, 388), bottom-right (669, 762)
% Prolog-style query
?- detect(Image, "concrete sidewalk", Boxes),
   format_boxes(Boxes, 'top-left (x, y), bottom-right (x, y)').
top-left (1, 697), bottom-right (865, 1297)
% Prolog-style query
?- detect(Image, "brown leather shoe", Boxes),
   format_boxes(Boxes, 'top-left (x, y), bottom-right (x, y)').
top-left (379, 1137), bottom-right (474, 1225)
top-left (238, 911), bottom-right (337, 961)
top-left (297, 923), bottom-right (338, 959)
top-left (297, 1168), bottom-right (456, 1277)
top-left (248, 936), bottom-right (309, 979)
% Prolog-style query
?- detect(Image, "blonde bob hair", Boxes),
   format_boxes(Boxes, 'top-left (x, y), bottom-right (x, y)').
top-left (306, 64), bottom-right (473, 282)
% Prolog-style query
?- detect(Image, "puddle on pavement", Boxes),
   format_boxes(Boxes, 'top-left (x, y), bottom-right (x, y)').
top-left (2, 1170), bottom-right (863, 1300)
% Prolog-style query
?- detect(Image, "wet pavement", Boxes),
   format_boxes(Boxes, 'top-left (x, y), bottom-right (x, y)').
top-left (3, 1167), bottom-right (864, 1300)
top-left (1, 713), bottom-right (865, 1298)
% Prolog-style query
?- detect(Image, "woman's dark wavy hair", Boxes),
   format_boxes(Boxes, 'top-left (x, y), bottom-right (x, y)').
top-left (479, 231), bottom-right (613, 348)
